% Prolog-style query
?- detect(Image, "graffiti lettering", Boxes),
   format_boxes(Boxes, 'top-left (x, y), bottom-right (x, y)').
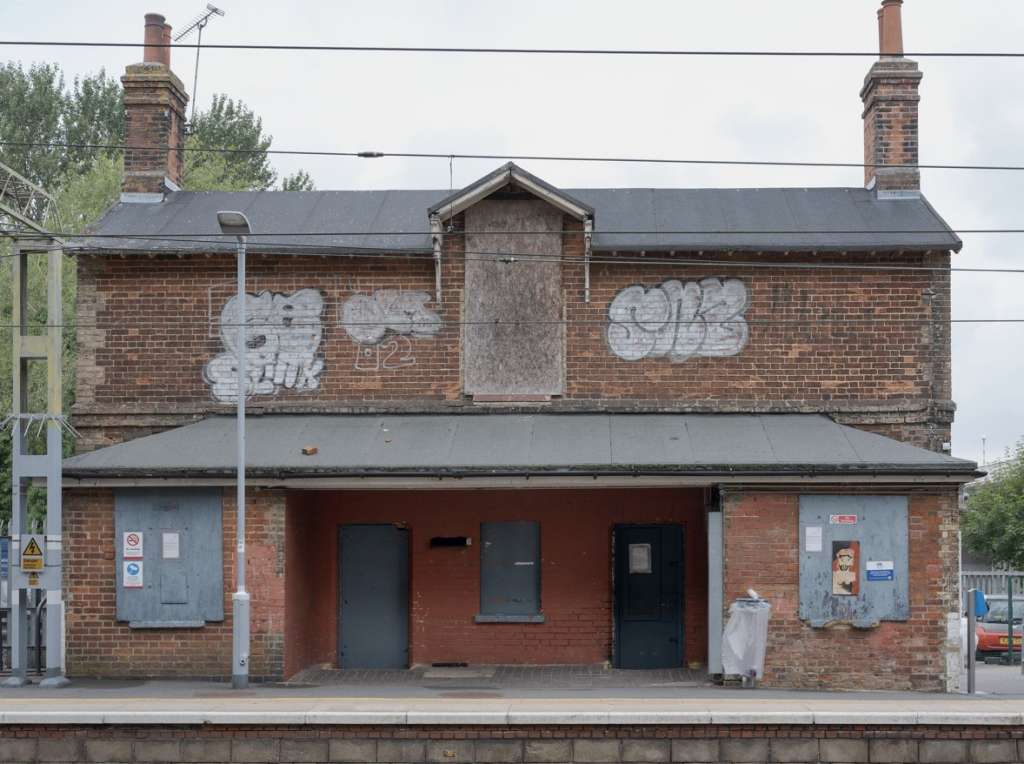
top-left (204, 289), bottom-right (325, 403)
top-left (341, 290), bottom-right (441, 345)
top-left (607, 278), bottom-right (749, 362)
top-left (354, 335), bottom-right (417, 371)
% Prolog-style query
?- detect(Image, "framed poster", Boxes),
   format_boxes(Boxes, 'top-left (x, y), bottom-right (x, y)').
top-left (832, 541), bottom-right (859, 596)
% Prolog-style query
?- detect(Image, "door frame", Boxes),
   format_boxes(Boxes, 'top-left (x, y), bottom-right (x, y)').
top-left (336, 523), bottom-right (412, 669)
top-left (611, 523), bottom-right (686, 669)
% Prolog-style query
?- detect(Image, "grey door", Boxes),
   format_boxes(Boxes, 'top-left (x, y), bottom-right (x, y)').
top-left (614, 524), bottom-right (683, 669)
top-left (338, 525), bottom-right (409, 669)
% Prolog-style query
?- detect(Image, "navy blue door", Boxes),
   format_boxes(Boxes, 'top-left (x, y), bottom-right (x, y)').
top-left (338, 525), bottom-right (409, 668)
top-left (614, 524), bottom-right (684, 669)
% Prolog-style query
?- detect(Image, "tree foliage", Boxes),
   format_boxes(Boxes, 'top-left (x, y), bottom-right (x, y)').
top-left (963, 443), bottom-right (1024, 569)
top-left (185, 94), bottom-right (275, 191)
top-left (0, 62), bottom-right (122, 191)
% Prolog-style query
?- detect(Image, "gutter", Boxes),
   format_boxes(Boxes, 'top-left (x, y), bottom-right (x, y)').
top-left (61, 463), bottom-right (982, 486)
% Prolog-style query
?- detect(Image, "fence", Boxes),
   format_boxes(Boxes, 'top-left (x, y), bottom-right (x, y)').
top-left (961, 570), bottom-right (1024, 608)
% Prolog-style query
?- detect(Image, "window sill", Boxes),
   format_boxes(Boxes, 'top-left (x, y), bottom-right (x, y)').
top-left (128, 620), bottom-right (205, 629)
top-left (474, 614), bottom-right (545, 624)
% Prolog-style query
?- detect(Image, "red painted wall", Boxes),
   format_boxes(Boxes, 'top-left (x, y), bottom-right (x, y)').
top-left (284, 488), bottom-right (707, 676)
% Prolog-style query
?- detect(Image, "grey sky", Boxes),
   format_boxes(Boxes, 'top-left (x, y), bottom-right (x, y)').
top-left (4, 0), bottom-right (1022, 464)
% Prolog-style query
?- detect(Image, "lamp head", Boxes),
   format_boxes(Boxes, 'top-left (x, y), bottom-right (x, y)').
top-left (216, 210), bottom-right (251, 237)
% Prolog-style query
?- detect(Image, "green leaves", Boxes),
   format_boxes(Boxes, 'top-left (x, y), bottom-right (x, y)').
top-left (963, 443), bottom-right (1024, 569)
top-left (183, 94), bottom-right (315, 191)
top-left (0, 62), bottom-right (122, 192)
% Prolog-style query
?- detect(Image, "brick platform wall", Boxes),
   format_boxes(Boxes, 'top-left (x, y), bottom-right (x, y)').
top-left (2, 723), bottom-right (1022, 763)
top-left (284, 488), bottom-right (708, 676)
top-left (721, 488), bottom-right (961, 692)
top-left (73, 213), bottom-right (953, 452)
top-left (63, 488), bottom-right (287, 680)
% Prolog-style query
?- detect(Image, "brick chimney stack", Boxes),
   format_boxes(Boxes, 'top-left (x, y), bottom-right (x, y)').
top-left (121, 13), bottom-right (189, 200)
top-left (860, 0), bottom-right (921, 195)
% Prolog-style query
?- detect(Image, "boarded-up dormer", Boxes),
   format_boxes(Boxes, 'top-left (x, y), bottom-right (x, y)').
top-left (429, 164), bottom-right (593, 400)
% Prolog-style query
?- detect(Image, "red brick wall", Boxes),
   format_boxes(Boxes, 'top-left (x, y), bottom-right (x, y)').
top-left (63, 489), bottom-right (287, 680)
top-left (74, 221), bottom-right (952, 451)
top-left (722, 489), bottom-right (960, 691)
top-left (284, 488), bottom-right (707, 677)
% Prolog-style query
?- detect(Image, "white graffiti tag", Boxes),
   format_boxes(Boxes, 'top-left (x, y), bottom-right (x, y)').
top-left (607, 278), bottom-right (749, 362)
top-left (341, 290), bottom-right (441, 345)
top-left (204, 289), bottom-right (325, 403)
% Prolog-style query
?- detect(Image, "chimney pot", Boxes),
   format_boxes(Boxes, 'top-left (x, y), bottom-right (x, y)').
top-left (878, 0), bottom-right (904, 57)
top-left (143, 12), bottom-right (171, 67)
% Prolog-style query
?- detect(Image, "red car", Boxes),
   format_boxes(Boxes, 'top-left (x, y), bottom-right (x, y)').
top-left (975, 596), bottom-right (1024, 661)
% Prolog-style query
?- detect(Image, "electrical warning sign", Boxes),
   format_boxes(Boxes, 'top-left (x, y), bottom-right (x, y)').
top-left (20, 535), bottom-right (44, 572)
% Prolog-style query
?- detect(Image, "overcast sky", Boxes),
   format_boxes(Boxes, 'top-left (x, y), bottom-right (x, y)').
top-left (4, 0), bottom-right (1023, 465)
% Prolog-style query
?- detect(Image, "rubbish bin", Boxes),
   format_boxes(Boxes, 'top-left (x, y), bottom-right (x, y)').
top-left (721, 592), bottom-right (772, 685)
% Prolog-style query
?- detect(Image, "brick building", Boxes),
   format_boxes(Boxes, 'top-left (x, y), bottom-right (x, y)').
top-left (61, 2), bottom-right (976, 690)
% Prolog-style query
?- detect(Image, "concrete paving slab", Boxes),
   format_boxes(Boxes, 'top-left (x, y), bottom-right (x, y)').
top-left (4, 677), bottom-right (1024, 726)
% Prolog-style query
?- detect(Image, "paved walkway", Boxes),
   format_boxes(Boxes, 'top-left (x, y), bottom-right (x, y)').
top-left (1, 665), bottom-right (1023, 725)
top-left (291, 664), bottom-right (707, 690)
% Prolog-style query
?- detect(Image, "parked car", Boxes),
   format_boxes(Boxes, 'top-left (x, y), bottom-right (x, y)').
top-left (974, 596), bottom-right (1024, 661)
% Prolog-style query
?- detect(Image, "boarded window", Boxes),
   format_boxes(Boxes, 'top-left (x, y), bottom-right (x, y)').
top-left (477, 521), bottom-right (541, 620)
top-left (115, 488), bottom-right (224, 628)
top-left (463, 199), bottom-right (564, 397)
top-left (798, 495), bottom-right (909, 628)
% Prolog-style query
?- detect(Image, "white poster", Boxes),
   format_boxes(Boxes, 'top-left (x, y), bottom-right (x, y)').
top-left (123, 531), bottom-right (143, 559)
top-left (123, 560), bottom-right (144, 589)
top-left (805, 526), bottom-right (823, 553)
top-left (162, 532), bottom-right (180, 560)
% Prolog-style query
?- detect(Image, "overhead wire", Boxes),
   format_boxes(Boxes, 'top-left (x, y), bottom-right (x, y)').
top-left (2, 140), bottom-right (1023, 172)
top-left (1, 319), bottom-right (1016, 330)
top-left (2, 40), bottom-right (1024, 57)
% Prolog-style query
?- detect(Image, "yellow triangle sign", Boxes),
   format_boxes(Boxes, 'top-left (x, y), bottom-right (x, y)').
top-left (23, 537), bottom-right (43, 557)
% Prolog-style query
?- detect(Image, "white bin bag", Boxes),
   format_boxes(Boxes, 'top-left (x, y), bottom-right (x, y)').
top-left (721, 595), bottom-right (772, 679)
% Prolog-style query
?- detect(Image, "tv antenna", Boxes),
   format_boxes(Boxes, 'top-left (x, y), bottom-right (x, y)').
top-left (174, 3), bottom-right (226, 124)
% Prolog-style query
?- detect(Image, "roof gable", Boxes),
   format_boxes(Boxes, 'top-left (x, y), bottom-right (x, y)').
top-left (428, 162), bottom-right (593, 222)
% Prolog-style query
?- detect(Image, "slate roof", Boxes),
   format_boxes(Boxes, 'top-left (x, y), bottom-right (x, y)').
top-left (73, 164), bottom-right (962, 255)
top-left (63, 413), bottom-right (978, 480)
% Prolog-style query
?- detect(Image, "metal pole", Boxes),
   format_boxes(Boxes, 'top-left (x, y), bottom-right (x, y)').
top-left (190, 22), bottom-right (204, 125)
top-left (967, 588), bottom-right (977, 694)
top-left (1007, 578), bottom-right (1014, 665)
top-left (231, 234), bottom-right (250, 689)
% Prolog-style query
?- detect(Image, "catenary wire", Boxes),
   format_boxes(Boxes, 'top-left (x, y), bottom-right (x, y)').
top-left (11, 227), bottom-right (1024, 238)
top-left (2, 140), bottom-right (1022, 172)
top-left (0, 315), bottom-right (1013, 330)
top-left (2, 40), bottom-right (1024, 57)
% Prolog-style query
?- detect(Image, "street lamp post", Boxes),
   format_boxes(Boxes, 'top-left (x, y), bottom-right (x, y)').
top-left (217, 210), bottom-right (251, 690)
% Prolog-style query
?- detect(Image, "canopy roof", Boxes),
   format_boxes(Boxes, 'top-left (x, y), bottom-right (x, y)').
top-left (63, 413), bottom-right (977, 483)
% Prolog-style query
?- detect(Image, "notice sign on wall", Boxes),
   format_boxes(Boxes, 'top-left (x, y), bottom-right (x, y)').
top-left (829, 514), bottom-right (858, 525)
top-left (162, 532), bottom-right (180, 560)
top-left (123, 560), bottom-right (144, 588)
top-left (866, 560), bottom-right (895, 582)
top-left (805, 526), bottom-right (823, 553)
top-left (123, 531), bottom-right (143, 559)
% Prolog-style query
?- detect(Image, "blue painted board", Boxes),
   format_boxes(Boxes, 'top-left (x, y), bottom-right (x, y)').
top-left (798, 495), bottom-right (909, 628)
top-left (114, 488), bottom-right (224, 626)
